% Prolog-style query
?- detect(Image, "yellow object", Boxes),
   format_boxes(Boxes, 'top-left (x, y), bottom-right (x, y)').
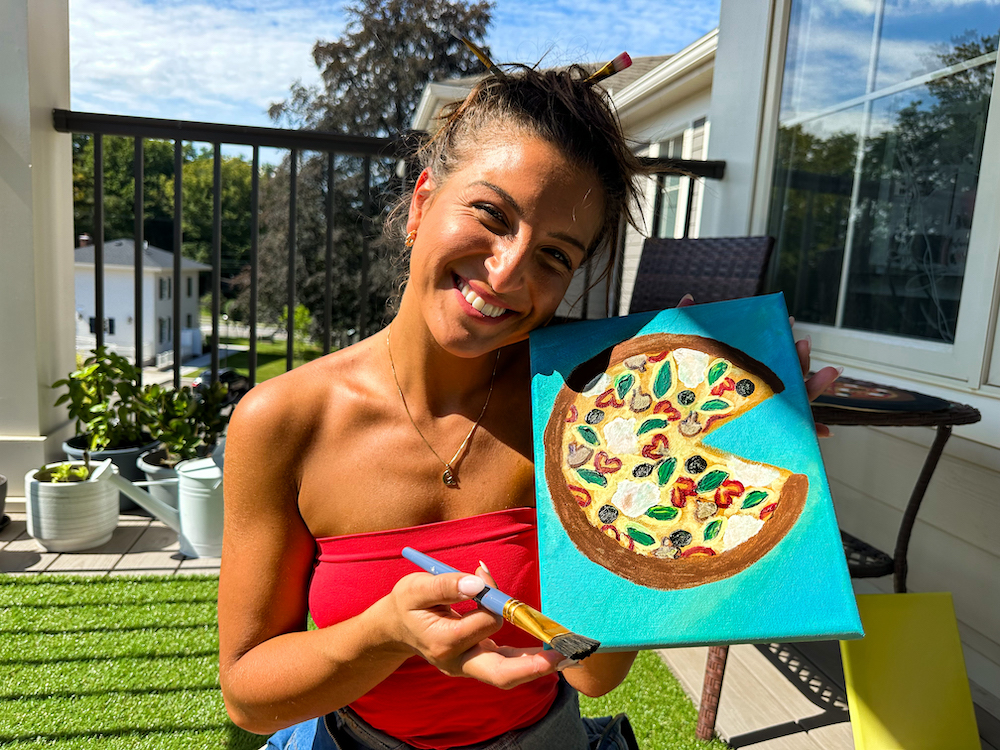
top-left (840, 593), bottom-right (980, 749)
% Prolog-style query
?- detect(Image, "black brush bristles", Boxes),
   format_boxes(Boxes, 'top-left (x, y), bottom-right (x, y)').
top-left (548, 632), bottom-right (601, 660)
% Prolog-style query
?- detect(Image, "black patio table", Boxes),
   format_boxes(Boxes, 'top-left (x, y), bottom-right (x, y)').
top-left (695, 375), bottom-right (982, 741)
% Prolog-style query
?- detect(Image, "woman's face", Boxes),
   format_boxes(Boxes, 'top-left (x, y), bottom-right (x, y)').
top-left (403, 134), bottom-right (604, 357)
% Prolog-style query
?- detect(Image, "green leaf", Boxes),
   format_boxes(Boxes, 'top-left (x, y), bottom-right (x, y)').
top-left (577, 469), bottom-right (607, 487)
top-left (615, 373), bottom-right (635, 400)
top-left (701, 399), bottom-right (730, 411)
top-left (626, 527), bottom-right (655, 546)
top-left (637, 418), bottom-right (668, 436)
top-left (742, 490), bottom-right (768, 509)
top-left (656, 457), bottom-right (677, 486)
top-left (577, 426), bottom-right (600, 445)
top-left (704, 519), bottom-right (723, 541)
top-left (646, 505), bottom-right (679, 521)
top-left (652, 362), bottom-right (672, 398)
top-left (696, 470), bottom-right (728, 493)
top-left (708, 361), bottom-right (728, 385)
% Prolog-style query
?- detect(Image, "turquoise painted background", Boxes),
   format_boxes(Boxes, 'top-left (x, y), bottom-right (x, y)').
top-left (529, 294), bottom-right (863, 650)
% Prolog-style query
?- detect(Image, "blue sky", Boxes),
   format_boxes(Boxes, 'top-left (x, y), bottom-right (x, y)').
top-left (70, 0), bottom-right (720, 128)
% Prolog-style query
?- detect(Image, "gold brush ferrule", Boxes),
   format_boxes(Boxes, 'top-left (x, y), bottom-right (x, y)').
top-left (501, 598), bottom-right (572, 645)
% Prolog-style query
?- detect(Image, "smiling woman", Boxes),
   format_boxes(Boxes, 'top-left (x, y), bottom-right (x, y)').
top-left (218, 63), bottom-right (647, 750)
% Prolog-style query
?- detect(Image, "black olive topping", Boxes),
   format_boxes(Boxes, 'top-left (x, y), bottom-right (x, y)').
top-left (669, 529), bottom-right (693, 547)
top-left (632, 463), bottom-right (654, 478)
top-left (585, 409), bottom-right (605, 425)
top-left (677, 390), bottom-right (696, 406)
top-left (597, 505), bottom-right (619, 524)
top-left (685, 455), bottom-right (707, 474)
top-left (735, 379), bottom-right (755, 397)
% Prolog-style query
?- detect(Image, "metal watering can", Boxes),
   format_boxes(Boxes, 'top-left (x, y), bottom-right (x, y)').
top-left (108, 455), bottom-right (224, 559)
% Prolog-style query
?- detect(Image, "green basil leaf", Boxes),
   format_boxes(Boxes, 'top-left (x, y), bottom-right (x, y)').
top-left (577, 426), bottom-right (600, 445)
top-left (652, 362), bottom-right (672, 398)
top-left (701, 399), bottom-right (731, 411)
top-left (741, 490), bottom-right (768, 509)
top-left (577, 469), bottom-right (607, 487)
top-left (637, 418), bottom-right (668, 436)
top-left (708, 361), bottom-right (728, 385)
top-left (615, 373), bottom-right (635, 400)
top-left (646, 505), bottom-right (679, 521)
top-left (696, 470), bottom-right (728, 493)
top-left (704, 519), bottom-right (723, 541)
top-left (656, 457), bottom-right (677, 486)
top-left (626, 527), bottom-right (655, 546)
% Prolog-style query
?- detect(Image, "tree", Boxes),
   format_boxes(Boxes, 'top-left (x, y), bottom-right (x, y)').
top-left (243, 0), bottom-right (494, 342)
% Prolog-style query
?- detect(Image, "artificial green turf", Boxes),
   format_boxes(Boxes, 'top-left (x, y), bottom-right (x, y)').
top-left (0, 575), bottom-right (262, 750)
top-left (1, 575), bottom-right (725, 749)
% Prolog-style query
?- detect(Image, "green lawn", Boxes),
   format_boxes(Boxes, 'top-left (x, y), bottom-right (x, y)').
top-left (216, 338), bottom-right (325, 382)
top-left (0, 575), bottom-right (725, 749)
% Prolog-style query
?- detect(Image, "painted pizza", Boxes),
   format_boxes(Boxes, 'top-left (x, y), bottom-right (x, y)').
top-left (543, 334), bottom-right (808, 589)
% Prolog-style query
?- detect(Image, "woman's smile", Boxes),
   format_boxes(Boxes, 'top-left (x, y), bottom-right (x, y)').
top-left (401, 134), bottom-right (605, 355)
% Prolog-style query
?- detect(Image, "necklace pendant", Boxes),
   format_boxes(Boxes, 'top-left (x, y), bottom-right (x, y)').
top-left (442, 467), bottom-right (458, 487)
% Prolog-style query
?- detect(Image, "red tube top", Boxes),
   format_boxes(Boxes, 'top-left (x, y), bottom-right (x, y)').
top-left (309, 507), bottom-right (559, 750)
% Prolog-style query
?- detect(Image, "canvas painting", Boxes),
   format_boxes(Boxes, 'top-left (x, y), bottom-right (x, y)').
top-left (529, 293), bottom-right (863, 650)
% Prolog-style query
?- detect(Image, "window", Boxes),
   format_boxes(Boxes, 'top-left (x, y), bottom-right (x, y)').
top-left (186, 314), bottom-right (192, 328)
top-left (88, 317), bottom-right (115, 335)
top-left (158, 317), bottom-right (166, 344)
top-left (650, 120), bottom-right (708, 239)
top-left (768, 0), bottom-right (999, 346)
top-left (187, 276), bottom-right (192, 297)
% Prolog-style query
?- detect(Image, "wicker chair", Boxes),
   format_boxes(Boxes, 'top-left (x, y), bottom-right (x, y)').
top-left (627, 235), bottom-right (775, 314)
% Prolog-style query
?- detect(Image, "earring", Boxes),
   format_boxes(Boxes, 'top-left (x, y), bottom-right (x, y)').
top-left (405, 230), bottom-right (417, 248)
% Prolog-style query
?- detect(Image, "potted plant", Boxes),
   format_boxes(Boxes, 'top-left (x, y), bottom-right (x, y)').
top-left (136, 381), bottom-right (229, 509)
top-left (24, 459), bottom-right (119, 551)
top-left (53, 348), bottom-right (159, 510)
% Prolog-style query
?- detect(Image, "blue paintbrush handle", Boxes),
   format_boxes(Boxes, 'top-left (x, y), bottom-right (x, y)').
top-left (401, 547), bottom-right (512, 616)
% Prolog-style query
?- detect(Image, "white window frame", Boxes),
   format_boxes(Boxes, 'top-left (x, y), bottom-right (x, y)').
top-left (751, 0), bottom-right (1000, 391)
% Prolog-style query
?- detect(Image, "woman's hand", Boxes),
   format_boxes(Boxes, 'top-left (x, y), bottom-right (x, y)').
top-left (384, 566), bottom-right (565, 689)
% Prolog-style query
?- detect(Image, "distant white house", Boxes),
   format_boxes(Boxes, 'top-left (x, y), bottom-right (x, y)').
top-left (74, 238), bottom-right (209, 366)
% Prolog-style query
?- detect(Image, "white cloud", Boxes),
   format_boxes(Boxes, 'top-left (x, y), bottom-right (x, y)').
top-left (70, 0), bottom-right (347, 125)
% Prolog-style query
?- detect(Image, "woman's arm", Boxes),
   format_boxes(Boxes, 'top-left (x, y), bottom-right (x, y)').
top-left (218, 380), bottom-right (564, 734)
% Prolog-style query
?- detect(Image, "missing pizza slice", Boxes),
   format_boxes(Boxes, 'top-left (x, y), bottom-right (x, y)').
top-left (545, 334), bottom-right (808, 590)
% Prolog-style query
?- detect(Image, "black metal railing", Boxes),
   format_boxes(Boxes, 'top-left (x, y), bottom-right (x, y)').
top-left (56, 108), bottom-right (724, 388)
top-left (55, 109), bottom-right (402, 389)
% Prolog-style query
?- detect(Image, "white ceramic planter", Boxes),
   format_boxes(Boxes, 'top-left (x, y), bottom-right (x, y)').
top-left (24, 461), bottom-right (120, 552)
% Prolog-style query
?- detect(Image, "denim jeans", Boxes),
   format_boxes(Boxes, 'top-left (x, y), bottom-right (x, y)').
top-left (265, 678), bottom-right (638, 750)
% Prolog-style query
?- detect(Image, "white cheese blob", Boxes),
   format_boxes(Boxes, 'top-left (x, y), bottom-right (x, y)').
top-left (603, 416), bottom-right (638, 454)
top-left (611, 480), bottom-right (660, 517)
top-left (722, 514), bottom-right (766, 551)
top-left (674, 348), bottom-right (711, 387)
top-left (728, 457), bottom-right (780, 487)
top-left (582, 372), bottom-right (612, 397)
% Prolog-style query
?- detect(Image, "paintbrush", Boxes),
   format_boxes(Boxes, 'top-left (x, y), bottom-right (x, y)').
top-left (401, 546), bottom-right (600, 661)
top-left (451, 30), bottom-right (506, 79)
top-left (585, 51), bottom-right (632, 84)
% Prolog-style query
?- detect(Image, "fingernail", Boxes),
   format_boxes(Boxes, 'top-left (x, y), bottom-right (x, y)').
top-left (789, 316), bottom-right (796, 327)
top-left (557, 658), bottom-right (582, 671)
top-left (478, 560), bottom-right (491, 577)
top-left (835, 366), bottom-right (844, 377)
top-left (680, 294), bottom-right (694, 303)
top-left (458, 575), bottom-right (486, 597)
top-left (805, 334), bottom-right (812, 347)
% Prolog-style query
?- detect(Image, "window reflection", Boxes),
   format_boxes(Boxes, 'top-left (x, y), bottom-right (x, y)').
top-left (769, 0), bottom-right (999, 342)
top-left (844, 64), bottom-right (993, 341)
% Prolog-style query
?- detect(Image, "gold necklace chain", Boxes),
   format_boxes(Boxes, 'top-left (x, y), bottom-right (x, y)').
top-left (386, 327), bottom-right (500, 488)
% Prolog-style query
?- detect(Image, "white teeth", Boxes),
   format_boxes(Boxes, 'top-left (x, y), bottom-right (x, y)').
top-left (460, 282), bottom-right (508, 318)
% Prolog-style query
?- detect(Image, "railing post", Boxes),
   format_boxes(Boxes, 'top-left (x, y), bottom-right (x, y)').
top-left (359, 155), bottom-right (371, 340)
top-left (286, 149), bottom-right (298, 372)
top-left (133, 137), bottom-right (144, 378)
top-left (173, 140), bottom-right (183, 390)
top-left (249, 146), bottom-right (259, 387)
top-left (211, 142), bottom-right (222, 383)
top-left (94, 133), bottom-right (105, 351)
top-left (324, 152), bottom-right (335, 355)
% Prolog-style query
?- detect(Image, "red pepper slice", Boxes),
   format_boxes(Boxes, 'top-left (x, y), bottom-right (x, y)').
top-left (714, 479), bottom-right (745, 508)
top-left (760, 502), bottom-right (778, 520)
top-left (647, 351), bottom-right (670, 362)
top-left (641, 433), bottom-right (670, 460)
top-left (594, 451), bottom-right (623, 474)
top-left (671, 477), bottom-right (698, 508)
top-left (653, 400), bottom-right (682, 420)
top-left (569, 484), bottom-right (592, 508)
top-left (711, 377), bottom-right (735, 397)
top-left (565, 404), bottom-right (578, 423)
top-left (595, 388), bottom-right (625, 408)
top-left (680, 545), bottom-right (716, 557)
